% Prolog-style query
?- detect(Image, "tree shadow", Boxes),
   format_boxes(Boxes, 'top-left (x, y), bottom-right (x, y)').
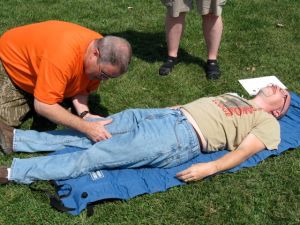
top-left (110, 30), bottom-right (206, 67)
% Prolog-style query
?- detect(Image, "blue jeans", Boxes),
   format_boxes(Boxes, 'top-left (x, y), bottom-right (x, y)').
top-left (11, 108), bottom-right (201, 184)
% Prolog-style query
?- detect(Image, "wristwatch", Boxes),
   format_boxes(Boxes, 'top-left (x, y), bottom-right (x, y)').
top-left (79, 110), bottom-right (89, 118)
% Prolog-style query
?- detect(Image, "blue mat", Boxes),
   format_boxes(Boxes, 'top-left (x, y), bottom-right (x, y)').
top-left (53, 92), bottom-right (300, 215)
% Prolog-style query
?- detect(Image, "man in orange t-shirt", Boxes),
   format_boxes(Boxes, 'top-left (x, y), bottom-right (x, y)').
top-left (0, 20), bottom-right (132, 142)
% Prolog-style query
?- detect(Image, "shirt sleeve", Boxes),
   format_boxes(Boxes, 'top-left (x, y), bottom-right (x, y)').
top-left (250, 114), bottom-right (280, 150)
top-left (34, 58), bottom-right (67, 104)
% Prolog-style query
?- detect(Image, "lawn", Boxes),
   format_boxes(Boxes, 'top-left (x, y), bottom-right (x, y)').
top-left (0, 0), bottom-right (299, 224)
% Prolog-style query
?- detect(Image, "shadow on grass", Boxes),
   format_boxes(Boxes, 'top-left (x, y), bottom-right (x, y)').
top-left (110, 30), bottom-right (206, 68)
top-left (88, 94), bottom-right (109, 117)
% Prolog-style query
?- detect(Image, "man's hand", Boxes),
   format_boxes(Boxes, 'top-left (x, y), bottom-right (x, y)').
top-left (34, 99), bottom-right (113, 142)
top-left (176, 162), bottom-right (217, 182)
top-left (84, 119), bottom-right (113, 142)
top-left (177, 133), bottom-right (267, 183)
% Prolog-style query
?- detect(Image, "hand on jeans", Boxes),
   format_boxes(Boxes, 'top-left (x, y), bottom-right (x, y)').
top-left (84, 119), bottom-right (113, 142)
top-left (176, 162), bottom-right (217, 182)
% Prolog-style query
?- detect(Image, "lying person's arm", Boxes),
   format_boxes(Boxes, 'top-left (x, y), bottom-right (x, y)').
top-left (176, 133), bottom-right (266, 182)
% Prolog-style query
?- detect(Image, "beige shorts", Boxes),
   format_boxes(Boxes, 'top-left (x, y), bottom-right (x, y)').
top-left (161, 0), bottom-right (226, 17)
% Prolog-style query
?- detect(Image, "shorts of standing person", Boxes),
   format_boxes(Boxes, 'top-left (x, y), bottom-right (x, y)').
top-left (161, 0), bottom-right (227, 17)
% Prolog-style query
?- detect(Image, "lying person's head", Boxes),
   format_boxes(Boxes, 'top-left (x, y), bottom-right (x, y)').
top-left (255, 84), bottom-right (291, 119)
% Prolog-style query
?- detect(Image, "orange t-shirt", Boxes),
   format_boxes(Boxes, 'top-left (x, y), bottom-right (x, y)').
top-left (0, 20), bottom-right (102, 104)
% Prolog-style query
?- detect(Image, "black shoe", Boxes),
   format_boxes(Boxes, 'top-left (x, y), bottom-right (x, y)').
top-left (0, 166), bottom-right (9, 185)
top-left (205, 60), bottom-right (221, 80)
top-left (159, 56), bottom-right (178, 76)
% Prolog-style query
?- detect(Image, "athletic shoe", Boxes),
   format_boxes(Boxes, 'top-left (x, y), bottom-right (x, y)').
top-left (205, 60), bottom-right (221, 80)
top-left (159, 56), bottom-right (178, 76)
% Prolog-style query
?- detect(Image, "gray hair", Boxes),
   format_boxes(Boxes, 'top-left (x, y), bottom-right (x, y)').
top-left (95, 36), bottom-right (132, 75)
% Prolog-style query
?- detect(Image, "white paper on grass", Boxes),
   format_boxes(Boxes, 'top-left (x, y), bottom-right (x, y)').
top-left (238, 76), bottom-right (287, 96)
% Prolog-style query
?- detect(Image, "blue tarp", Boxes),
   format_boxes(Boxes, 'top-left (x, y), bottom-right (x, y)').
top-left (53, 92), bottom-right (300, 215)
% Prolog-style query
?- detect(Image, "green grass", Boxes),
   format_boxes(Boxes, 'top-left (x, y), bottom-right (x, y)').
top-left (0, 0), bottom-right (300, 224)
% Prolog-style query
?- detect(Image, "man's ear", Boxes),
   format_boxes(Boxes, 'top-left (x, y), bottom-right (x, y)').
top-left (271, 109), bottom-right (281, 118)
top-left (93, 47), bottom-right (100, 58)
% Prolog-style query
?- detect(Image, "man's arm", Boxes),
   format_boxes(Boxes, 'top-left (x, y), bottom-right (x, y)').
top-left (176, 133), bottom-right (266, 182)
top-left (72, 94), bottom-right (104, 119)
top-left (34, 98), bottom-right (112, 142)
top-left (72, 94), bottom-right (90, 117)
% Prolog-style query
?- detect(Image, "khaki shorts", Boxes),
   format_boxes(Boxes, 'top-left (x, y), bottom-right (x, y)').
top-left (0, 61), bottom-right (33, 127)
top-left (161, 0), bottom-right (226, 17)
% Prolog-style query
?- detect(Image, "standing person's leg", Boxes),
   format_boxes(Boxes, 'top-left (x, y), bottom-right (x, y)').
top-left (202, 14), bottom-right (223, 79)
top-left (6, 109), bottom-right (200, 184)
top-left (165, 13), bottom-right (186, 59)
top-left (197, 0), bottom-right (226, 80)
top-left (159, 0), bottom-right (192, 76)
top-left (0, 62), bottom-right (32, 127)
top-left (203, 14), bottom-right (223, 62)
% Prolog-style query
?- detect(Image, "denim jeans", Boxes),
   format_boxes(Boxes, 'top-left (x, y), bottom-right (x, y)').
top-left (11, 108), bottom-right (201, 184)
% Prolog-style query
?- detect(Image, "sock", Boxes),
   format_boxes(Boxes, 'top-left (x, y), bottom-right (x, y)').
top-left (207, 59), bottom-right (217, 64)
top-left (7, 168), bottom-right (11, 180)
top-left (167, 56), bottom-right (177, 62)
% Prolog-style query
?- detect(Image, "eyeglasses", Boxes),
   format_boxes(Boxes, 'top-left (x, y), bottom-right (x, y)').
top-left (99, 71), bottom-right (113, 81)
top-left (279, 90), bottom-right (288, 114)
top-left (97, 63), bottom-right (114, 81)
top-left (264, 84), bottom-right (288, 114)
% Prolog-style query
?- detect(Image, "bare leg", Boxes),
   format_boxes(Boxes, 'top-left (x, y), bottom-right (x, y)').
top-left (202, 14), bottom-right (223, 79)
top-left (166, 13), bottom-right (186, 57)
top-left (159, 13), bottom-right (186, 76)
top-left (202, 14), bottom-right (223, 60)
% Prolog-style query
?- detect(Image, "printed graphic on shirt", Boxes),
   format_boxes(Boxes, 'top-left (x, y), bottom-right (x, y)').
top-left (212, 95), bottom-right (262, 117)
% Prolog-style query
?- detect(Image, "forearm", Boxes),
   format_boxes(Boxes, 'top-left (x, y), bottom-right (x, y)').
top-left (34, 99), bottom-right (89, 132)
top-left (72, 94), bottom-right (90, 115)
top-left (177, 148), bottom-right (262, 182)
top-left (211, 149), bottom-right (253, 174)
top-left (212, 134), bottom-right (266, 174)
top-left (176, 134), bottom-right (266, 182)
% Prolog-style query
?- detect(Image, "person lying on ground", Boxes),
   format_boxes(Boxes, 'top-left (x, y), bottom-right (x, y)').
top-left (0, 84), bottom-right (290, 185)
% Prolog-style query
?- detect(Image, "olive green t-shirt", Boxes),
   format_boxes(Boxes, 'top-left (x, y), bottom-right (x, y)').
top-left (182, 94), bottom-right (280, 152)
